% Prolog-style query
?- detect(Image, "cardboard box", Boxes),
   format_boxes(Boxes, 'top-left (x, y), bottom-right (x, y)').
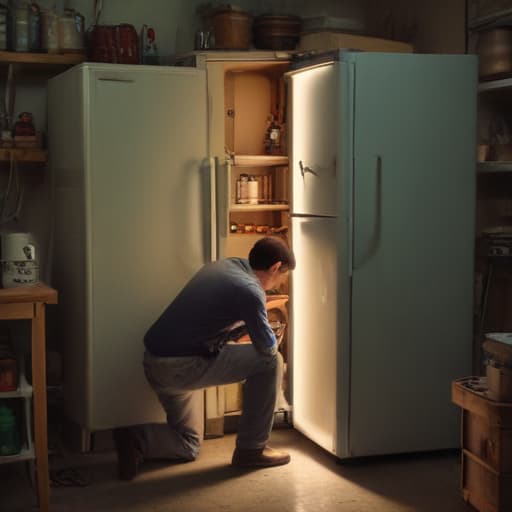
top-left (297, 32), bottom-right (413, 53)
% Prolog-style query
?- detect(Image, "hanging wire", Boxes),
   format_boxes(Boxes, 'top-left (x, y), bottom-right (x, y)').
top-left (0, 154), bottom-right (24, 224)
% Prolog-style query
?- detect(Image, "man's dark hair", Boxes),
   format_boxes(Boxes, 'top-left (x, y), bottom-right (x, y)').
top-left (249, 236), bottom-right (296, 271)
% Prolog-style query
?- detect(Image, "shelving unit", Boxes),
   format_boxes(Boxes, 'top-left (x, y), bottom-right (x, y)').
top-left (0, 363), bottom-right (35, 475)
top-left (0, 148), bottom-right (47, 163)
top-left (0, 51), bottom-right (84, 164)
top-left (0, 50), bottom-right (85, 67)
top-left (470, 1), bottom-right (512, 378)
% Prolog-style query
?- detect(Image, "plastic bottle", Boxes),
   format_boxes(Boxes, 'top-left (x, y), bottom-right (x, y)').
top-left (0, 404), bottom-right (21, 456)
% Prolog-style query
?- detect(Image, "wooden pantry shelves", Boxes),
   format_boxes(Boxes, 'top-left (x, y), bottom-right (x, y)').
top-left (230, 203), bottom-right (289, 212)
top-left (0, 148), bottom-right (47, 163)
top-left (233, 155), bottom-right (288, 167)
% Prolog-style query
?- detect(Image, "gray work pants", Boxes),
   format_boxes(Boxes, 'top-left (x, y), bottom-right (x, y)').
top-left (134, 343), bottom-right (279, 461)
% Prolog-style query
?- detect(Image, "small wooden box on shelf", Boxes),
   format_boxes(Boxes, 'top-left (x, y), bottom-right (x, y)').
top-left (452, 377), bottom-right (512, 512)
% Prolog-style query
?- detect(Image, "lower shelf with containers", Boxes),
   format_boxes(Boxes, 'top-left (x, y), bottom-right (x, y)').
top-left (226, 154), bottom-right (289, 256)
top-left (0, 353), bottom-right (34, 466)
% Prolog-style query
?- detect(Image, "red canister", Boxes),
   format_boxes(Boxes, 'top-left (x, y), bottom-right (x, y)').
top-left (88, 24), bottom-right (139, 64)
top-left (116, 24), bottom-right (139, 64)
top-left (0, 358), bottom-right (17, 392)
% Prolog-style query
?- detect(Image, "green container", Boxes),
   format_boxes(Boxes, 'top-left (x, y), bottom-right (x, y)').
top-left (0, 404), bottom-right (21, 456)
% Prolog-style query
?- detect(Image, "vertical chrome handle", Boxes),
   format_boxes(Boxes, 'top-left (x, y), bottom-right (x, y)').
top-left (353, 155), bottom-right (382, 270)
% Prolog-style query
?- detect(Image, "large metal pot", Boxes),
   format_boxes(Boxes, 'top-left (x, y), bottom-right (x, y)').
top-left (477, 27), bottom-right (512, 80)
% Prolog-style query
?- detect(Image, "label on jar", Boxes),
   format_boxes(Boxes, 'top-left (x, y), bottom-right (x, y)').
top-left (248, 177), bottom-right (258, 204)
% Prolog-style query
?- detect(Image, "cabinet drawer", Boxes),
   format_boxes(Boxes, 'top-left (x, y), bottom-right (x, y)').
top-left (463, 409), bottom-right (512, 473)
top-left (462, 451), bottom-right (512, 512)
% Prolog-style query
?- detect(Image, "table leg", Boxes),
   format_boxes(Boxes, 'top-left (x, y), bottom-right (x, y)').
top-left (31, 302), bottom-right (49, 512)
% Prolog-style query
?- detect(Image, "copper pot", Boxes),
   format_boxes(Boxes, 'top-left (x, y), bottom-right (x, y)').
top-left (477, 28), bottom-right (512, 80)
top-left (253, 15), bottom-right (301, 50)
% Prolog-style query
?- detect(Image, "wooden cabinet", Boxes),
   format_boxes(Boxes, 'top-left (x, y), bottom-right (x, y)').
top-left (175, 51), bottom-right (292, 260)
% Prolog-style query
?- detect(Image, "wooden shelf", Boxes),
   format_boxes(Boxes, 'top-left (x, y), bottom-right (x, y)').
top-left (230, 203), bottom-right (289, 212)
top-left (478, 162), bottom-right (512, 173)
top-left (0, 447), bottom-right (35, 465)
top-left (233, 155), bottom-right (288, 167)
top-left (479, 78), bottom-right (512, 93)
top-left (0, 148), bottom-right (47, 163)
top-left (0, 50), bottom-right (86, 67)
top-left (0, 384), bottom-right (33, 399)
top-left (468, 8), bottom-right (512, 31)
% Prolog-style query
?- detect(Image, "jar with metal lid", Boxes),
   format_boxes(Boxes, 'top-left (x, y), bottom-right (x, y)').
top-left (236, 173), bottom-right (249, 204)
top-left (248, 175), bottom-right (259, 204)
top-left (40, 7), bottom-right (58, 53)
top-left (28, 2), bottom-right (40, 52)
top-left (11, 0), bottom-right (30, 52)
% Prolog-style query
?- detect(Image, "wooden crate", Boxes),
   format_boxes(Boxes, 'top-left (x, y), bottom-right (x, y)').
top-left (463, 409), bottom-right (512, 472)
top-left (452, 378), bottom-right (512, 511)
top-left (462, 450), bottom-right (512, 512)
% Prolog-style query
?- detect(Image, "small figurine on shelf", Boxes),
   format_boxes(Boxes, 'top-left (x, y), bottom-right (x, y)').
top-left (12, 112), bottom-right (42, 149)
top-left (13, 112), bottom-right (36, 137)
top-left (264, 113), bottom-right (283, 155)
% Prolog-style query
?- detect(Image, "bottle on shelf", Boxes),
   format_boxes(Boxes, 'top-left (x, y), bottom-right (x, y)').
top-left (0, 403), bottom-right (21, 456)
top-left (264, 113), bottom-right (284, 156)
top-left (236, 173), bottom-right (249, 204)
top-left (247, 175), bottom-right (259, 204)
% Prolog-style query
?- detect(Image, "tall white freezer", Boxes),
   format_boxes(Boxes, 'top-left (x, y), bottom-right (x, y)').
top-left (48, 63), bottom-right (211, 432)
top-left (288, 51), bottom-right (477, 458)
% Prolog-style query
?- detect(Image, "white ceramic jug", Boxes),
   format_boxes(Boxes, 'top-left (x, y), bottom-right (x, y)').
top-left (1, 232), bottom-right (35, 262)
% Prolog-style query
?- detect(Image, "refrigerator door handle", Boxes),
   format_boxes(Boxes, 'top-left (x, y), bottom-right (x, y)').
top-left (208, 157), bottom-right (218, 262)
top-left (97, 78), bottom-right (135, 83)
top-left (299, 160), bottom-right (319, 179)
top-left (353, 155), bottom-right (382, 269)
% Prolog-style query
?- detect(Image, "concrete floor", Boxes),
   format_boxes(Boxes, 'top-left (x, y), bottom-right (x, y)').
top-left (2, 425), bottom-right (473, 512)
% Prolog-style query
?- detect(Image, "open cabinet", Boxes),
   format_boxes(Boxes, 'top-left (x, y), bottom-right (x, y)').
top-left (173, 51), bottom-right (292, 435)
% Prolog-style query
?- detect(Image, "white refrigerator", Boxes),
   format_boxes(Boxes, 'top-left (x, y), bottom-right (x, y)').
top-left (288, 52), bottom-right (477, 458)
top-left (48, 63), bottom-right (212, 432)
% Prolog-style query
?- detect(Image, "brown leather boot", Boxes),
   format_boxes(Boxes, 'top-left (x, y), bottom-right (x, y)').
top-left (112, 427), bottom-right (143, 481)
top-left (232, 445), bottom-right (291, 468)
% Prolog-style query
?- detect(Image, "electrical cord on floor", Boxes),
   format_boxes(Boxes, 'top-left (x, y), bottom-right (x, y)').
top-left (50, 468), bottom-right (91, 487)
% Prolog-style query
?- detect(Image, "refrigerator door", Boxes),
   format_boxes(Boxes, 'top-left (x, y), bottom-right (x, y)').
top-left (288, 62), bottom-right (338, 217)
top-left (291, 216), bottom-right (338, 453)
top-left (50, 64), bottom-right (209, 430)
top-left (348, 53), bottom-right (476, 456)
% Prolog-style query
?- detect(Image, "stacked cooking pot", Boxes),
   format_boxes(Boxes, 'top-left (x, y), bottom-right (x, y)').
top-left (207, 7), bottom-right (301, 50)
top-left (477, 27), bottom-right (512, 80)
top-left (0, 233), bottom-right (39, 288)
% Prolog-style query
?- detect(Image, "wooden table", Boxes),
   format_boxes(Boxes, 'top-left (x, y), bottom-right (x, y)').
top-left (0, 283), bottom-right (57, 512)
